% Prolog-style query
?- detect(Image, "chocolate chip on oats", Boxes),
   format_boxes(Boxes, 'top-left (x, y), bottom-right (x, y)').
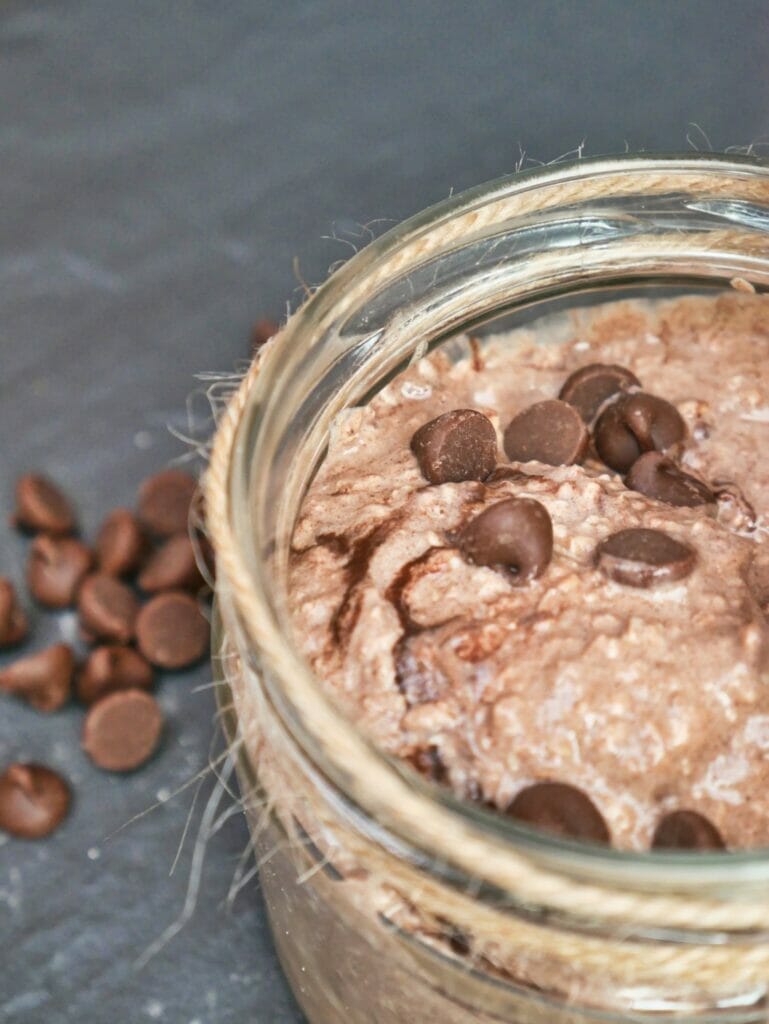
top-left (559, 363), bottom-right (640, 423)
top-left (626, 452), bottom-right (715, 507)
top-left (652, 810), bottom-right (725, 851)
top-left (27, 535), bottom-right (93, 608)
top-left (0, 643), bottom-right (74, 712)
top-left (457, 497), bottom-right (553, 583)
top-left (77, 573), bottom-right (140, 644)
top-left (138, 533), bottom-right (205, 593)
top-left (13, 474), bottom-right (76, 536)
top-left (594, 393), bottom-right (686, 473)
top-left (82, 689), bottom-right (163, 772)
top-left (137, 469), bottom-right (197, 538)
top-left (507, 782), bottom-right (610, 844)
top-left (503, 400), bottom-right (588, 466)
top-left (0, 763), bottom-right (71, 839)
top-left (0, 578), bottom-right (28, 649)
top-left (594, 528), bottom-right (696, 588)
top-left (76, 646), bottom-right (154, 705)
top-left (411, 409), bottom-right (498, 484)
top-left (136, 591), bottom-right (210, 669)
top-left (96, 508), bottom-right (147, 577)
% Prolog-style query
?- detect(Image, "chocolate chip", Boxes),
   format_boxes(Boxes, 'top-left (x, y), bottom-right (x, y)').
top-left (82, 689), bottom-right (163, 772)
top-left (251, 318), bottom-right (279, 353)
top-left (457, 498), bottom-right (553, 583)
top-left (507, 782), bottom-right (610, 844)
top-left (626, 452), bottom-right (715, 507)
top-left (27, 535), bottom-right (93, 608)
top-left (0, 578), bottom-right (28, 649)
top-left (0, 763), bottom-right (71, 839)
top-left (0, 643), bottom-right (74, 712)
top-left (411, 409), bottom-right (498, 484)
top-left (76, 646), bottom-right (154, 705)
top-left (13, 474), bottom-right (76, 536)
top-left (559, 363), bottom-right (641, 423)
top-left (594, 393), bottom-right (686, 473)
top-left (136, 591), bottom-right (210, 669)
top-left (503, 400), bottom-right (588, 466)
top-left (594, 528), bottom-right (696, 588)
top-left (96, 508), bottom-right (147, 577)
top-left (137, 469), bottom-right (197, 538)
top-left (138, 533), bottom-right (205, 593)
top-left (77, 573), bottom-right (140, 644)
top-left (652, 810), bottom-right (725, 851)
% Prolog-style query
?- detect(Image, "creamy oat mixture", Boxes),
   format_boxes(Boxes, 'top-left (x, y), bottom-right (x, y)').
top-left (289, 293), bottom-right (769, 850)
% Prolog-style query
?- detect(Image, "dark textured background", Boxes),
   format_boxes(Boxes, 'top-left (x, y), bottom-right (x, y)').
top-left (1, 2), bottom-right (768, 1021)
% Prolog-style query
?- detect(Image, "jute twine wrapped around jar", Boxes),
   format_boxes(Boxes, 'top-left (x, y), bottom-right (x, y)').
top-left (205, 163), bottom-right (769, 1002)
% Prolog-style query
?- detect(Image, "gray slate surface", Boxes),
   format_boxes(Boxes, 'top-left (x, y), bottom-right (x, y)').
top-left (1, 2), bottom-right (768, 1021)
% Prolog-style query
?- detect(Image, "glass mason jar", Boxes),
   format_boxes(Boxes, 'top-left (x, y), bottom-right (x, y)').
top-left (207, 154), bottom-right (769, 1024)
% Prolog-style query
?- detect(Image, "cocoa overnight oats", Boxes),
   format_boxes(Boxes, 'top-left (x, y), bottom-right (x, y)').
top-left (288, 291), bottom-right (769, 852)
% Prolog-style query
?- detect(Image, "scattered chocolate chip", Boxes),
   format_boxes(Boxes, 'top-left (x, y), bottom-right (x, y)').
top-left (507, 782), bottom-right (610, 844)
top-left (136, 591), bottom-right (210, 669)
top-left (626, 452), bottom-right (715, 507)
top-left (137, 469), bottom-right (197, 538)
top-left (82, 689), bottom-right (163, 772)
top-left (411, 409), bottom-right (498, 485)
top-left (251, 318), bottom-right (279, 353)
top-left (96, 508), bottom-right (147, 577)
top-left (138, 533), bottom-right (205, 593)
top-left (559, 363), bottom-right (641, 423)
top-left (0, 764), bottom-right (70, 838)
top-left (594, 393), bottom-right (686, 473)
top-left (594, 528), bottom-right (696, 588)
top-left (27, 535), bottom-right (93, 608)
top-left (76, 646), bottom-right (154, 705)
top-left (503, 400), bottom-right (588, 466)
top-left (13, 474), bottom-right (76, 536)
top-left (652, 810), bottom-right (725, 851)
top-left (77, 573), bottom-right (139, 644)
top-left (0, 578), bottom-right (28, 649)
top-left (457, 497), bottom-right (553, 583)
top-left (0, 643), bottom-right (74, 712)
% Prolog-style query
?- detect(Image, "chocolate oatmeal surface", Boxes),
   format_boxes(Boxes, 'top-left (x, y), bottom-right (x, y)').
top-left (289, 293), bottom-right (769, 850)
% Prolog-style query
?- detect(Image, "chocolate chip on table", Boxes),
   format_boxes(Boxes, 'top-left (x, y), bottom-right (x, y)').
top-left (558, 363), bottom-right (641, 424)
top-left (77, 573), bottom-right (140, 644)
top-left (96, 508), bottom-right (147, 577)
top-left (507, 782), bottom-right (610, 844)
top-left (76, 645), bottom-right (154, 705)
top-left (251, 318), bottom-right (279, 353)
top-left (594, 528), bottom-right (696, 588)
top-left (626, 452), bottom-right (715, 508)
top-left (136, 591), bottom-right (210, 669)
top-left (82, 689), bottom-right (163, 772)
top-left (411, 409), bottom-right (498, 485)
top-left (0, 643), bottom-right (74, 712)
top-left (503, 400), bottom-right (588, 466)
top-left (27, 535), bottom-right (93, 608)
top-left (138, 533), bottom-right (205, 593)
top-left (457, 497), bottom-right (553, 583)
top-left (137, 469), bottom-right (197, 538)
top-left (652, 810), bottom-right (725, 851)
top-left (13, 474), bottom-right (76, 536)
top-left (0, 763), bottom-right (70, 839)
top-left (0, 578), bottom-right (29, 648)
top-left (594, 393), bottom-right (686, 474)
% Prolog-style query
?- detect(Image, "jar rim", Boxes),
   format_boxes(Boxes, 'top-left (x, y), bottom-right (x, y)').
top-left (214, 153), bottom-right (769, 907)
